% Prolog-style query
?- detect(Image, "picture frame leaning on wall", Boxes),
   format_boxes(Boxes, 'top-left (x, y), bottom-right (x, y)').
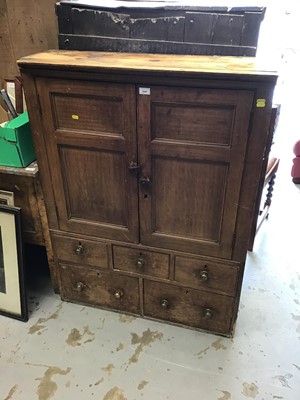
top-left (0, 190), bottom-right (14, 206)
top-left (0, 205), bottom-right (28, 321)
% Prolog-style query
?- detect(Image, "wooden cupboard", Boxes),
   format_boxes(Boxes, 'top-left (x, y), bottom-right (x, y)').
top-left (18, 51), bottom-right (277, 335)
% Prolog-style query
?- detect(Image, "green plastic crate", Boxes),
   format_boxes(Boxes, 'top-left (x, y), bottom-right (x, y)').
top-left (0, 112), bottom-right (35, 167)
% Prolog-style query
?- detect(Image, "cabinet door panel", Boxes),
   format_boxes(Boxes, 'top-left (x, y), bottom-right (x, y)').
top-left (60, 146), bottom-right (127, 226)
top-left (36, 79), bottom-right (138, 242)
top-left (153, 157), bottom-right (227, 241)
top-left (52, 93), bottom-right (123, 134)
top-left (152, 101), bottom-right (234, 145)
top-left (138, 86), bottom-right (254, 258)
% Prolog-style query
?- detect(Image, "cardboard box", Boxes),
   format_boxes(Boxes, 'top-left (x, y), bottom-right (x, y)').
top-left (0, 112), bottom-right (35, 167)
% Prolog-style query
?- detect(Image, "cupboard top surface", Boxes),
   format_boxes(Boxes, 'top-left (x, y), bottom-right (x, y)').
top-left (18, 51), bottom-right (277, 81)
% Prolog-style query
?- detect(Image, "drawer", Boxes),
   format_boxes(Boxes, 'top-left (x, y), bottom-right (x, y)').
top-left (52, 234), bottom-right (108, 269)
top-left (174, 255), bottom-right (239, 295)
top-left (60, 264), bottom-right (140, 314)
top-left (144, 280), bottom-right (234, 335)
top-left (113, 245), bottom-right (170, 279)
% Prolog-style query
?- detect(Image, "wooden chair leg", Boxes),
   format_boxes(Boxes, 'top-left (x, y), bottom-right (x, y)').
top-left (248, 158), bottom-right (279, 251)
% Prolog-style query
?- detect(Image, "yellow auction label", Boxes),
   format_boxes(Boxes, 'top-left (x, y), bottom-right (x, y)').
top-left (72, 114), bottom-right (79, 120)
top-left (256, 99), bottom-right (266, 108)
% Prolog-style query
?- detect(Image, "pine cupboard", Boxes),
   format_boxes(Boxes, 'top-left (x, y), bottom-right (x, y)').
top-left (18, 51), bottom-right (277, 336)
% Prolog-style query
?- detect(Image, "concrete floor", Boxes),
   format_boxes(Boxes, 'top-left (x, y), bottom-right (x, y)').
top-left (1, 48), bottom-right (300, 400)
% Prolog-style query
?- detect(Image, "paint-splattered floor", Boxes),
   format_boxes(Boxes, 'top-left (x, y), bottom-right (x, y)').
top-left (1, 50), bottom-right (300, 400)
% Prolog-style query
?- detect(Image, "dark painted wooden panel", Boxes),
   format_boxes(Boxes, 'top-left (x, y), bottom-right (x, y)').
top-left (71, 8), bottom-right (130, 37)
top-left (57, 2), bottom-right (264, 56)
top-left (185, 12), bottom-right (244, 46)
top-left (184, 12), bottom-right (217, 44)
top-left (212, 14), bottom-right (244, 45)
top-left (241, 12), bottom-right (263, 47)
top-left (58, 1), bottom-right (265, 13)
top-left (59, 34), bottom-right (256, 56)
top-left (56, 3), bottom-right (73, 34)
top-left (130, 16), bottom-right (184, 41)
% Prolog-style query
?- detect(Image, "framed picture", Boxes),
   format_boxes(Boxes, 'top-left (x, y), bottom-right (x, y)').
top-left (0, 190), bottom-right (14, 206)
top-left (0, 205), bottom-right (28, 321)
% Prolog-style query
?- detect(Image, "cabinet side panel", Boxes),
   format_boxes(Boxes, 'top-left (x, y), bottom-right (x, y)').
top-left (21, 71), bottom-right (59, 230)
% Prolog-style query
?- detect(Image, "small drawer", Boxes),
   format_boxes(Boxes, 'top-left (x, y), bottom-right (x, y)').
top-left (52, 234), bottom-right (108, 269)
top-left (174, 255), bottom-right (239, 295)
top-left (60, 264), bottom-right (140, 314)
top-left (144, 280), bottom-right (234, 335)
top-left (113, 245), bottom-right (170, 279)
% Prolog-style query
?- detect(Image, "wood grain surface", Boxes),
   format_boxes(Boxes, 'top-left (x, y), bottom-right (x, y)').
top-left (0, 0), bottom-right (58, 80)
top-left (18, 50), bottom-right (277, 79)
top-left (19, 50), bottom-right (277, 335)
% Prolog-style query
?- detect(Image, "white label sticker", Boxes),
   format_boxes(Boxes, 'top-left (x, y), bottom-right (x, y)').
top-left (139, 87), bottom-right (151, 95)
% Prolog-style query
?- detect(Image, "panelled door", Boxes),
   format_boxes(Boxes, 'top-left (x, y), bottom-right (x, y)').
top-left (138, 86), bottom-right (254, 258)
top-left (36, 79), bottom-right (139, 243)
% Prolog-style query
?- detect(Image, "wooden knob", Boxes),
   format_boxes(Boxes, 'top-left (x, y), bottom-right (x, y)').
top-left (75, 244), bottom-right (84, 255)
top-left (75, 282), bottom-right (85, 292)
top-left (199, 270), bottom-right (208, 282)
top-left (136, 258), bottom-right (144, 269)
top-left (114, 290), bottom-right (124, 299)
top-left (161, 299), bottom-right (169, 309)
top-left (203, 308), bottom-right (213, 319)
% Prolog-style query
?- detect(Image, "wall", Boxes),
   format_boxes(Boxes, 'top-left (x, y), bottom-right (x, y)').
top-left (0, 0), bottom-right (58, 81)
top-left (257, 1), bottom-right (300, 159)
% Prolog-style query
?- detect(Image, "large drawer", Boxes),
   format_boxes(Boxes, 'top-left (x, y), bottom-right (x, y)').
top-left (52, 234), bottom-right (108, 269)
top-left (60, 264), bottom-right (140, 314)
top-left (113, 245), bottom-right (170, 279)
top-left (174, 255), bottom-right (239, 295)
top-left (144, 280), bottom-right (234, 335)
